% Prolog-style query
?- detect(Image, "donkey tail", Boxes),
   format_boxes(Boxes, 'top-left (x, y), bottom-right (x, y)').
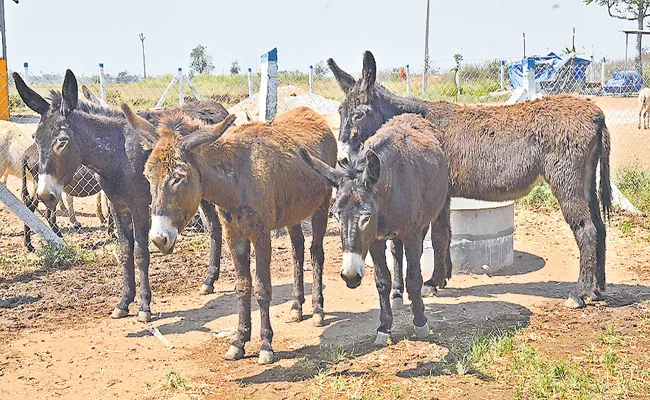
top-left (599, 121), bottom-right (612, 222)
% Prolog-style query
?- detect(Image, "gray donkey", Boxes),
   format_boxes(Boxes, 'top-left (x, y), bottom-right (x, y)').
top-left (329, 51), bottom-right (612, 309)
top-left (301, 114), bottom-right (449, 345)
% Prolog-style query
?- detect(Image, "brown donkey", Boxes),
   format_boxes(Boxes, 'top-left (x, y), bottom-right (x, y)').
top-left (136, 107), bottom-right (336, 364)
top-left (301, 114), bottom-right (450, 345)
top-left (330, 51), bottom-right (612, 309)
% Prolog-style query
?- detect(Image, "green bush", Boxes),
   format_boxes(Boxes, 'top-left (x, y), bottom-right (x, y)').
top-left (35, 244), bottom-right (84, 270)
top-left (518, 181), bottom-right (560, 211)
top-left (615, 163), bottom-right (650, 214)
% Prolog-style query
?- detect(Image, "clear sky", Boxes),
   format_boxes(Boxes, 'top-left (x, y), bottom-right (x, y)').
top-left (2, 0), bottom-right (642, 76)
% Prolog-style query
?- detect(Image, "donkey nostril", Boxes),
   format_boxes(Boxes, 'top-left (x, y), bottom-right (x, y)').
top-left (161, 236), bottom-right (168, 246)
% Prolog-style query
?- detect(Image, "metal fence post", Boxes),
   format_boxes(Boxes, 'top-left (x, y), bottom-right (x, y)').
top-left (406, 64), bottom-right (411, 95)
top-left (247, 67), bottom-right (253, 98)
top-left (309, 65), bottom-right (314, 94)
top-left (259, 48), bottom-right (278, 121)
top-left (455, 64), bottom-right (461, 95)
top-left (524, 58), bottom-right (536, 98)
top-left (23, 62), bottom-right (29, 85)
top-left (98, 63), bottom-right (107, 103)
top-left (500, 60), bottom-right (505, 91)
top-left (601, 57), bottom-right (606, 90)
top-left (178, 68), bottom-right (184, 106)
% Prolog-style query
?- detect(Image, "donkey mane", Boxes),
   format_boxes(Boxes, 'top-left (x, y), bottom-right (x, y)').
top-left (48, 90), bottom-right (124, 119)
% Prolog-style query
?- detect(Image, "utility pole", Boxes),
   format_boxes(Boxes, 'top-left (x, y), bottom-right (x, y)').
top-left (422, 0), bottom-right (430, 94)
top-left (139, 33), bottom-right (147, 78)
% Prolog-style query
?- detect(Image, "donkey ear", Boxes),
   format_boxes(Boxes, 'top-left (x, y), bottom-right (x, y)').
top-left (13, 72), bottom-right (50, 115)
top-left (359, 51), bottom-right (377, 96)
top-left (82, 85), bottom-right (102, 104)
top-left (362, 151), bottom-right (381, 188)
top-left (327, 58), bottom-right (356, 94)
top-left (180, 114), bottom-right (236, 152)
top-left (121, 103), bottom-right (158, 150)
top-left (61, 69), bottom-right (78, 116)
top-left (299, 147), bottom-right (343, 188)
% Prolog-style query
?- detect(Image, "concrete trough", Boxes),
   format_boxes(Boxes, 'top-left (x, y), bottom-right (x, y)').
top-left (380, 198), bottom-right (515, 276)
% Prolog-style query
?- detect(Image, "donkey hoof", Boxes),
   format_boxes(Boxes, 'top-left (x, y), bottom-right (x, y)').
top-left (224, 345), bottom-right (245, 361)
top-left (421, 285), bottom-right (437, 297)
top-left (391, 297), bottom-right (404, 309)
top-left (564, 295), bottom-right (585, 309)
top-left (289, 309), bottom-right (303, 323)
top-left (374, 331), bottom-right (392, 346)
top-left (258, 350), bottom-right (275, 365)
top-left (312, 312), bottom-right (325, 327)
top-left (414, 322), bottom-right (430, 339)
top-left (72, 222), bottom-right (82, 230)
top-left (111, 308), bottom-right (128, 319)
top-left (137, 311), bottom-right (152, 323)
top-left (199, 284), bottom-right (214, 295)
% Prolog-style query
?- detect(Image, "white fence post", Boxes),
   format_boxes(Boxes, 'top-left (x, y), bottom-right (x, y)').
top-left (309, 65), bottom-right (314, 94)
top-left (98, 63), bottom-right (107, 103)
top-left (601, 57), bottom-right (606, 91)
top-left (259, 48), bottom-right (278, 121)
top-left (247, 67), bottom-right (253, 98)
top-left (0, 184), bottom-right (67, 248)
top-left (406, 64), bottom-right (411, 95)
top-left (500, 60), bottom-right (506, 91)
top-left (524, 58), bottom-right (536, 98)
top-left (23, 62), bottom-right (28, 85)
top-left (178, 68), bottom-right (184, 106)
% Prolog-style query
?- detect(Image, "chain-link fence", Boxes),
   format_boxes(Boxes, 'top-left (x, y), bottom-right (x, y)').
top-left (1, 52), bottom-right (649, 250)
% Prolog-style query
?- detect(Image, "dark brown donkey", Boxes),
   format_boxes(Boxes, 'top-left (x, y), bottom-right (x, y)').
top-left (330, 51), bottom-right (612, 309)
top-left (301, 114), bottom-right (449, 345)
top-left (138, 107), bottom-right (336, 364)
top-left (78, 88), bottom-right (230, 295)
top-left (12, 70), bottom-right (225, 322)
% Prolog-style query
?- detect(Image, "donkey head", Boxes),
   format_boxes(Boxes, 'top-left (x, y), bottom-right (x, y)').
top-left (14, 70), bottom-right (81, 210)
top-left (143, 112), bottom-right (236, 254)
top-left (300, 148), bottom-right (381, 289)
top-left (329, 51), bottom-right (390, 167)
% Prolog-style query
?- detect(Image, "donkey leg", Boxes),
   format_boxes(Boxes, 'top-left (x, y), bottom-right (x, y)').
top-left (288, 224), bottom-right (305, 322)
top-left (403, 234), bottom-right (429, 338)
top-left (556, 194), bottom-right (599, 308)
top-left (252, 234), bottom-right (274, 364)
top-left (133, 208), bottom-right (152, 322)
top-left (62, 193), bottom-right (81, 229)
top-left (199, 201), bottom-right (223, 295)
top-left (24, 193), bottom-right (37, 252)
top-left (310, 197), bottom-right (329, 327)
top-left (369, 239), bottom-right (393, 346)
top-left (589, 178), bottom-right (607, 295)
top-left (225, 237), bottom-right (252, 361)
top-left (47, 208), bottom-right (62, 238)
top-left (112, 211), bottom-right (136, 318)
top-left (425, 196), bottom-right (452, 294)
top-left (390, 239), bottom-right (405, 309)
top-left (96, 193), bottom-right (106, 225)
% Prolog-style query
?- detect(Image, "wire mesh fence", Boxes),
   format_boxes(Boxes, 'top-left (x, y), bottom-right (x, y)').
top-left (1, 53), bottom-right (649, 251)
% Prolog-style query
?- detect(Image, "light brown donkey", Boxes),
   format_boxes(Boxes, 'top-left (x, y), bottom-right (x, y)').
top-left (131, 106), bottom-right (336, 364)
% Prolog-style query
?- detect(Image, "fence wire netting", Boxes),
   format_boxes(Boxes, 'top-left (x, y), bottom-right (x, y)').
top-left (1, 54), bottom-right (649, 250)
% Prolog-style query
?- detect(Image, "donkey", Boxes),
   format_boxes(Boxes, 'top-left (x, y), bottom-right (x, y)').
top-left (14, 70), bottom-right (177, 322)
top-left (138, 107), bottom-right (336, 364)
top-left (21, 143), bottom-right (111, 251)
top-left (76, 88), bottom-right (231, 295)
top-left (329, 51), bottom-right (612, 309)
top-left (301, 114), bottom-right (449, 345)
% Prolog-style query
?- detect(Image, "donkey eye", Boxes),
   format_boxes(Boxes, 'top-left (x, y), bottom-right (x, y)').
top-left (359, 214), bottom-right (371, 229)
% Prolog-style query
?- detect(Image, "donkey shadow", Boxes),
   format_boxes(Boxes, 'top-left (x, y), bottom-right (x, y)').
top-left (239, 299), bottom-right (532, 385)
top-left (126, 283), bottom-right (314, 338)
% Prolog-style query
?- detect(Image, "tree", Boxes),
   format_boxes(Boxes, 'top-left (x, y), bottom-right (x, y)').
top-left (229, 59), bottom-right (240, 75)
top-left (189, 44), bottom-right (215, 75)
top-left (313, 61), bottom-right (327, 77)
top-left (584, 0), bottom-right (650, 72)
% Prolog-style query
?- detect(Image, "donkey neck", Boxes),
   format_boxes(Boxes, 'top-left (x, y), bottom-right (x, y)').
top-left (70, 112), bottom-right (128, 178)
top-left (194, 140), bottom-right (245, 211)
top-left (378, 87), bottom-right (431, 119)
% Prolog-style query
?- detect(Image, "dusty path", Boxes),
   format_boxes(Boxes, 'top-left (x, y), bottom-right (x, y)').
top-left (1, 207), bottom-right (649, 399)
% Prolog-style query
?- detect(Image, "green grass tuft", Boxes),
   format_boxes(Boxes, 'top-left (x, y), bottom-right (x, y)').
top-left (35, 244), bottom-right (84, 270)
top-left (518, 181), bottom-right (560, 211)
top-left (615, 163), bottom-right (650, 214)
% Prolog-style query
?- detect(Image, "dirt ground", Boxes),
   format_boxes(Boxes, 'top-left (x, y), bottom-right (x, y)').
top-left (1, 177), bottom-right (650, 399)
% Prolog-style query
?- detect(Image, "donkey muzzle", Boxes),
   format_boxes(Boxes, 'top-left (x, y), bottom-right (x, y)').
top-left (36, 174), bottom-right (63, 210)
top-left (340, 252), bottom-right (366, 289)
top-left (150, 216), bottom-right (178, 254)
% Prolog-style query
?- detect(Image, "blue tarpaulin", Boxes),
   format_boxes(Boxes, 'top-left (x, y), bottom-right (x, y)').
top-left (509, 52), bottom-right (591, 92)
